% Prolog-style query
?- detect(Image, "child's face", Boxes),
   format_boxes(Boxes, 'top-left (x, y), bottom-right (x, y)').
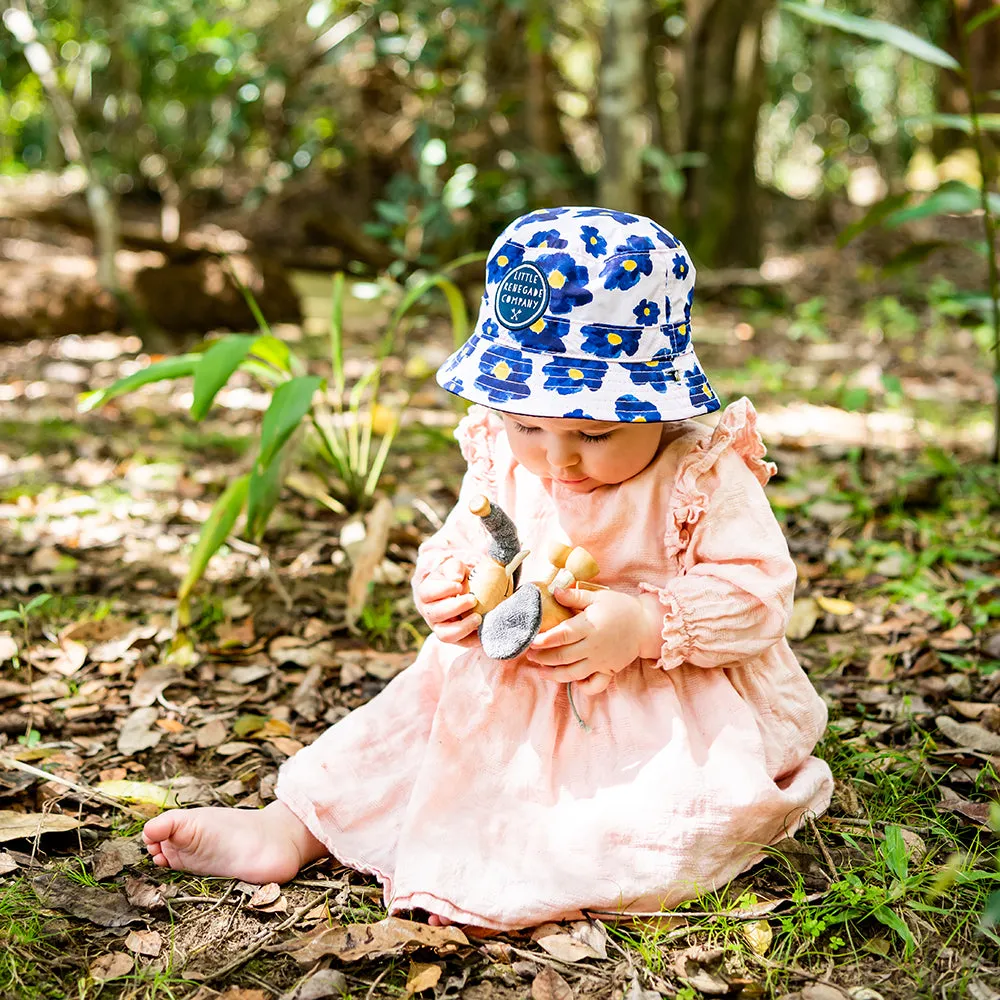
top-left (500, 412), bottom-right (664, 493)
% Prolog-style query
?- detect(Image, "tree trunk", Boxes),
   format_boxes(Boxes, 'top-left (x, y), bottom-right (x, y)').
top-left (681, 0), bottom-right (773, 267)
top-left (597, 0), bottom-right (650, 214)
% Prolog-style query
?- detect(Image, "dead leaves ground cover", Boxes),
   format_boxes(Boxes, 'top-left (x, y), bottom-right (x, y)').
top-left (0, 278), bottom-right (999, 1000)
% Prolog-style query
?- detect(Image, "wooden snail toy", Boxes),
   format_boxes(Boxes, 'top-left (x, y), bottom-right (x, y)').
top-left (467, 494), bottom-right (603, 660)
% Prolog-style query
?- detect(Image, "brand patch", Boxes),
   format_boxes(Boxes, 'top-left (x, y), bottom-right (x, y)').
top-left (495, 263), bottom-right (549, 330)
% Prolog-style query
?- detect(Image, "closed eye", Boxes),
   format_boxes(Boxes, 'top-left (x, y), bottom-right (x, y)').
top-left (580, 431), bottom-right (612, 442)
top-left (511, 422), bottom-right (540, 434)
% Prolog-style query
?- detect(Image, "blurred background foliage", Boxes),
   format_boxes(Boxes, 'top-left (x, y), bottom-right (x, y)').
top-left (1, 0), bottom-right (996, 271)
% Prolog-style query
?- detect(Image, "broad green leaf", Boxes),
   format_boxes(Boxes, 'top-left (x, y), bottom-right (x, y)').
top-left (23, 593), bottom-right (51, 614)
top-left (257, 376), bottom-right (322, 469)
top-left (177, 474), bottom-right (250, 606)
top-left (249, 334), bottom-right (291, 373)
top-left (233, 714), bottom-right (268, 737)
top-left (881, 826), bottom-right (909, 882)
top-left (780, 2), bottom-right (960, 69)
top-left (96, 780), bottom-right (178, 809)
top-left (981, 890), bottom-right (1000, 934)
top-left (911, 113), bottom-right (1000, 134)
top-left (245, 439), bottom-right (289, 543)
top-left (884, 180), bottom-right (981, 227)
top-left (78, 355), bottom-right (199, 412)
top-left (881, 240), bottom-right (953, 274)
top-left (191, 334), bottom-right (256, 421)
top-left (966, 5), bottom-right (1000, 34)
top-left (0, 610), bottom-right (20, 623)
top-left (941, 291), bottom-right (1000, 320)
top-left (329, 272), bottom-right (346, 398)
top-left (872, 906), bottom-right (916, 955)
top-left (837, 192), bottom-right (911, 247)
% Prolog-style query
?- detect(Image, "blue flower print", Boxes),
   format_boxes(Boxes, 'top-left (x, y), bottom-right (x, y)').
top-left (623, 353), bottom-right (680, 394)
top-left (601, 238), bottom-right (655, 291)
top-left (446, 335), bottom-right (477, 371)
top-left (487, 241), bottom-right (525, 284)
top-left (563, 407), bottom-right (594, 419)
top-left (481, 318), bottom-right (500, 340)
top-left (475, 346), bottom-right (533, 404)
top-left (580, 226), bottom-right (607, 257)
top-left (513, 208), bottom-right (570, 228)
top-left (633, 299), bottom-right (660, 326)
top-left (664, 321), bottom-right (689, 355)
top-left (542, 357), bottom-right (608, 395)
top-left (526, 229), bottom-right (568, 250)
top-left (683, 287), bottom-right (694, 326)
top-left (575, 208), bottom-right (640, 224)
top-left (652, 224), bottom-right (679, 249)
top-left (684, 366), bottom-right (719, 411)
top-left (672, 253), bottom-right (690, 280)
top-left (535, 252), bottom-right (593, 314)
top-left (442, 376), bottom-right (464, 396)
top-left (580, 323), bottom-right (641, 359)
top-left (510, 316), bottom-right (569, 353)
top-left (614, 394), bottom-right (661, 422)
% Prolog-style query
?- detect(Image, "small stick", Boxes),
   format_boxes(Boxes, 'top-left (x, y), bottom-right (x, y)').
top-left (807, 814), bottom-right (838, 882)
top-left (0, 754), bottom-right (149, 821)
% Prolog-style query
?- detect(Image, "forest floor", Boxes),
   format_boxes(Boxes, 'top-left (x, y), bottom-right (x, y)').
top-left (0, 249), bottom-right (999, 1000)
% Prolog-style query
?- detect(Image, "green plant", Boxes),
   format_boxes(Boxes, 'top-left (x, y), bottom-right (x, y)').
top-left (81, 264), bottom-right (471, 623)
top-left (782, 1), bottom-right (1000, 462)
top-left (787, 296), bottom-right (830, 342)
top-left (0, 592), bottom-right (51, 742)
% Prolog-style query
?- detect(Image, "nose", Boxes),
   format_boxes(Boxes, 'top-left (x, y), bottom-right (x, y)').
top-left (546, 436), bottom-right (579, 470)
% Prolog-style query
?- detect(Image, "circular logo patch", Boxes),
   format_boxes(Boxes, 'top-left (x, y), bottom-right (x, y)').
top-left (495, 263), bottom-right (550, 330)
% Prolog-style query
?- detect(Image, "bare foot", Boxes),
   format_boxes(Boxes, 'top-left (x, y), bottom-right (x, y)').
top-left (142, 800), bottom-right (326, 883)
top-left (427, 914), bottom-right (454, 926)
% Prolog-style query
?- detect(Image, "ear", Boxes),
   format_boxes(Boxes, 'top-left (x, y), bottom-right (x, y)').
top-left (479, 584), bottom-right (543, 660)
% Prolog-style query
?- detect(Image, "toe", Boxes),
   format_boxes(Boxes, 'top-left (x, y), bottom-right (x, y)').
top-left (143, 814), bottom-right (175, 844)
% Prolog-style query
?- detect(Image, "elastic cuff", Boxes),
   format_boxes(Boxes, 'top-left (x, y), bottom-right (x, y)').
top-left (638, 583), bottom-right (693, 670)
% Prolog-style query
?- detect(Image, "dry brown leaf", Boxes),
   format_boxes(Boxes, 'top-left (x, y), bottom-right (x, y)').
top-left (49, 637), bottom-right (88, 677)
top-left (268, 916), bottom-right (468, 963)
top-left (0, 849), bottom-right (18, 874)
top-left (217, 990), bottom-right (269, 1000)
top-left (937, 787), bottom-right (992, 827)
top-left (125, 928), bottom-right (163, 957)
top-left (673, 945), bottom-right (730, 996)
top-left (531, 966), bottom-right (574, 1000)
top-left (0, 634), bottom-right (17, 663)
top-left (248, 882), bottom-right (282, 908)
top-left (533, 932), bottom-right (595, 962)
top-left (948, 701), bottom-right (993, 720)
top-left (269, 737), bottom-right (305, 757)
top-left (195, 719), bottom-right (229, 748)
top-left (801, 986), bottom-right (849, 1000)
top-left (0, 810), bottom-right (80, 843)
top-left (89, 952), bottom-right (134, 981)
top-left (786, 598), bottom-right (819, 641)
top-left (405, 961), bottom-right (442, 995)
top-left (346, 496), bottom-right (394, 627)
top-left (156, 718), bottom-right (185, 734)
top-left (93, 838), bottom-right (144, 879)
top-left (117, 707), bottom-right (163, 755)
top-left (936, 715), bottom-right (1000, 754)
top-left (130, 667), bottom-right (183, 708)
top-left (216, 616), bottom-right (256, 648)
top-left (742, 919), bottom-right (773, 955)
top-left (33, 873), bottom-right (144, 927)
top-left (124, 875), bottom-right (179, 909)
top-left (269, 637), bottom-right (338, 669)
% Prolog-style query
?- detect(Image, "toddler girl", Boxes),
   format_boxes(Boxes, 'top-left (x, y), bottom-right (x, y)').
top-left (143, 207), bottom-right (834, 930)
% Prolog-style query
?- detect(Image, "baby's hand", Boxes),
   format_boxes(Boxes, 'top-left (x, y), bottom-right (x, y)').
top-left (414, 556), bottom-right (481, 646)
top-left (525, 588), bottom-right (660, 693)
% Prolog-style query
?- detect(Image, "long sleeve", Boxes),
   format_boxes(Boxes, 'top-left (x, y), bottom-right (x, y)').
top-left (639, 400), bottom-right (794, 670)
top-left (411, 406), bottom-right (502, 595)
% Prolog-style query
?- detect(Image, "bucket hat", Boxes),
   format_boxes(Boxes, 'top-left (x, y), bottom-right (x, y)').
top-left (436, 206), bottom-right (719, 423)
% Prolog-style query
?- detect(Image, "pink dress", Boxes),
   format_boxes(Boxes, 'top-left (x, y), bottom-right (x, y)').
top-left (276, 398), bottom-right (834, 929)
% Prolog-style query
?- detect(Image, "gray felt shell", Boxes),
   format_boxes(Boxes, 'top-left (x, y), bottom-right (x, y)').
top-left (479, 584), bottom-right (543, 660)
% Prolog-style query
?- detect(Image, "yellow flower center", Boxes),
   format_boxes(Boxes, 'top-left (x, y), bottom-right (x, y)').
top-left (622, 260), bottom-right (637, 271)
top-left (549, 271), bottom-right (566, 289)
top-left (568, 368), bottom-right (583, 380)
top-left (497, 255), bottom-right (508, 266)
top-left (493, 360), bottom-right (512, 380)
top-left (589, 236), bottom-right (597, 245)
top-left (538, 240), bottom-right (548, 248)
top-left (643, 307), bottom-right (650, 316)
top-left (634, 416), bottom-right (647, 422)
top-left (530, 318), bottom-right (546, 333)
top-left (678, 324), bottom-right (687, 335)
top-left (646, 360), bottom-right (658, 368)
top-left (607, 333), bottom-right (622, 346)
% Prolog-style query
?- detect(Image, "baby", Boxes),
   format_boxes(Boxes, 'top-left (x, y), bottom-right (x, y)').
top-left (144, 207), bottom-right (833, 930)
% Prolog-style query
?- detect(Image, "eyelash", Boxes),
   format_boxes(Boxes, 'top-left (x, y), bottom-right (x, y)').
top-left (512, 424), bottom-right (612, 443)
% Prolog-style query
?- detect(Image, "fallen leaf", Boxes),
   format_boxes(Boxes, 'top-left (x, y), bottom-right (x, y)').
top-left (269, 637), bottom-right (338, 669)
top-left (248, 882), bottom-right (282, 908)
top-left (49, 637), bottom-right (88, 677)
top-left (786, 598), bottom-right (819, 641)
top-left (346, 496), bottom-right (394, 627)
top-left (742, 919), bottom-right (773, 955)
top-left (216, 616), bottom-right (256, 648)
top-left (124, 875), bottom-right (179, 909)
top-left (673, 945), bottom-right (730, 995)
top-left (936, 715), bottom-right (1000, 754)
top-left (97, 780), bottom-right (178, 809)
top-left (279, 969), bottom-right (349, 1000)
top-left (937, 787), bottom-right (992, 827)
top-left (533, 930), bottom-right (599, 963)
top-left (195, 719), bottom-right (229, 748)
top-left (269, 737), bottom-right (304, 757)
top-left (624, 976), bottom-right (661, 1000)
top-left (808, 500), bottom-right (854, 524)
top-left (117, 707), bottom-right (163, 755)
top-left (802, 986), bottom-right (849, 1000)
top-left (156, 718), bottom-right (185, 734)
top-left (217, 990), bottom-right (269, 1000)
top-left (233, 714), bottom-right (269, 737)
top-left (0, 810), bottom-right (80, 844)
top-left (93, 838), bottom-right (144, 879)
top-left (405, 961), bottom-right (442, 995)
top-left (130, 667), bottom-right (183, 708)
top-left (948, 701), bottom-right (993, 720)
top-left (267, 916), bottom-right (468, 963)
top-left (531, 966), bottom-right (574, 1000)
top-left (125, 928), bottom-right (163, 957)
top-left (0, 849), bottom-right (18, 874)
top-left (33, 873), bottom-right (144, 927)
top-left (815, 595), bottom-right (856, 616)
top-left (89, 952), bottom-right (134, 981)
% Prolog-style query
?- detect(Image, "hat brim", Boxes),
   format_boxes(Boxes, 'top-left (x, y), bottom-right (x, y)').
top-left (436, 332), bottom-right (720, 423)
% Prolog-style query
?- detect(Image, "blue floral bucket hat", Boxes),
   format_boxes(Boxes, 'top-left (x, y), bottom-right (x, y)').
top-left (436, 206), bottom-right (720, 423)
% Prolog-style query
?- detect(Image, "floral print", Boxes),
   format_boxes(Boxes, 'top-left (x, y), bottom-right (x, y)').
top-left (542, 357), bottom-right (608, 395)
top-left (436, 206), bottom-right (717, 422)
top-left (580, 323), bottom-right (641, 359)
top-left (633, 299), bottom-right (660, 326)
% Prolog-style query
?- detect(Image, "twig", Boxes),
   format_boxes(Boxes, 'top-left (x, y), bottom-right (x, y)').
top-left (585, 891), bottom-right (827, 922)
top-left (807, 814), bottom-right (839, 883)
top-left (0, 754), bottom-right (149, 820)
top-left (182, 886), bottom-right (336, 998)
top-left (264, 547), bottom-right (294, 612)
top-left (364, 967), bottom-right (390, 1000)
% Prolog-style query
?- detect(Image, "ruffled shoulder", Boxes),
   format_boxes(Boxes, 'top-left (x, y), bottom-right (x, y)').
top-left (454, 404), bottom-right (503, 491)
top-left (664, 397), bottom-right (776, 563)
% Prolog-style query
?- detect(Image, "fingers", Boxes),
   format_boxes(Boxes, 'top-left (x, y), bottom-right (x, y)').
top-left (439, 556), bottom-right (468, 584)
top-left (576, 672), bottom-right (612, 696)
top-left (551, 586), bottom-right (596, 611)
top-left (530, 659), bottom-right (596, 683)
top-left (434, 612), bottom-right (481, 644)
top-left (526, 638), bottom-right (588, 667)
top-left (422, 592), bottom-right (478, 624)
top-left (417, 576), bottom-right (467, 603)
top-left (530, 617), bottom-right (587, 650)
